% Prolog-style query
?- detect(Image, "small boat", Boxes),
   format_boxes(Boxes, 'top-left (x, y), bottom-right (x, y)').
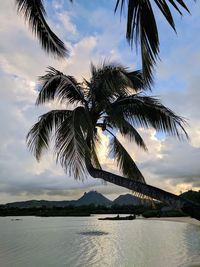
top-left (98, 215), bottom-right (136, 221)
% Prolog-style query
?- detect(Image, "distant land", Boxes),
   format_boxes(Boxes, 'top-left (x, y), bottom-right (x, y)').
top-left (1, 191), bottom-right (147, 208)
top-left (0, 190), bottom-right (199, 217)
top-left (1, 190), bottom-right (199, 209)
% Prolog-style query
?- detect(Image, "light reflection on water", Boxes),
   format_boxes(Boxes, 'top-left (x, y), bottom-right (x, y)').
top-left (0, 215), bottom-right (199, 267)
top-left (78, 231), bottom-right (109, 236)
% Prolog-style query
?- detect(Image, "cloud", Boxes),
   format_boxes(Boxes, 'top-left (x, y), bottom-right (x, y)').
top-left (57, 11), bottom-right (77, 35)
top-left (0, 0), bottom-right (199, 204)
top-left (0, 1), bottom-right (102, 203)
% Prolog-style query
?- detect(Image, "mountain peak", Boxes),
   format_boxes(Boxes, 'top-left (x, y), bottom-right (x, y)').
top-left (113, 194), bottom-right (143, 206)
top-left (76, 191), bottom-right (112, 206)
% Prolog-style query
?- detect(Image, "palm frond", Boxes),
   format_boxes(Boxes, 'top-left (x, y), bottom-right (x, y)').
top-left (26, 110), bottom-right (72, 160)
top-left (37, 67), bottom-right (85, 105)
top-left (109, 132), bottom-right (146, 183)
top-left (91, 146), bottom-right (102, 170)
top-left (90, 62), bottom-right (128, 104)
top-left (90, 62), bottom-right (134, 102)
top-left (115, 0), bottom-right (191, 87)
top-left (125, 70), bottom-right (146, 91)
top-left (16, 0), bottom-right (67, 57)
top-left (111, 119), bottom-right (147, 151)
top-left (105, 110), bottom-right (147, 151)
top-left (89, 62), bottom-right (147, 108)
top-left (55, 106), bottom-right (93, 179)
top-left (112, 95), bottom-right (188, 140)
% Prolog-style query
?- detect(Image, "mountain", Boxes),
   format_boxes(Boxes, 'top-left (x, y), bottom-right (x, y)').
top-left (113, 194), bottom-right (144, 206)
top-left (2, 190), bottom-right (200, 210)
top-left (3, 191), bottom-right (112, 208)
top-left (2, 191), bottom-right (150, 208)
top-left (75, 191), bottom-right (112, 206)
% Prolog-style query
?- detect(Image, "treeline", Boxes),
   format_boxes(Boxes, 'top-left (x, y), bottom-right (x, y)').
top-left (0, 203), bottom-right (185, 218)
top-left (142, 209), bottom-right (187, 218)
top-left (0, 204), bottom-right (149, 217)
top-left (142, 191), bottom-right (200, 218)
top-left (180, 190), bottom-right (200, 204)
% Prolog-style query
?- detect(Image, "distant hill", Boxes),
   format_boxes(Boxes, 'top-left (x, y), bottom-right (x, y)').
top-left (2, 191), bottom-right (153, 209)
top-left (3, 191), bottom-right (112, 208)
top-left (75, 191), bottom-right (112, 206)
top-left (113, 194), bottom-right (144, 206)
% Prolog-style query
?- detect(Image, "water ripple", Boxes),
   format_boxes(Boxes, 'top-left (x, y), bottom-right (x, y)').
top-left (77, 230), bottom-right (109, 236)
top-left (0, 216), bottom-right (199, 267)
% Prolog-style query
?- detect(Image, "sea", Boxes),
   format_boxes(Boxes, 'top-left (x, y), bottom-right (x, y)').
top-left (0, 215), bottom-right (200, 267)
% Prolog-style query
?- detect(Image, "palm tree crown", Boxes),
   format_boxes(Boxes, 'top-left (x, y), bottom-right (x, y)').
top-left (27, 62), bottom-right (188, 184)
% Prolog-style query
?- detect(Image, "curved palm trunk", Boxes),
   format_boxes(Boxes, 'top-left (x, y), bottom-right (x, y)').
top-left (87, 165), bottom-right (200, 221)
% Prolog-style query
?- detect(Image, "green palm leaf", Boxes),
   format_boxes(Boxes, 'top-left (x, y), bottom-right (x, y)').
top-left (109, 133), bottom-right (146, 183)
top-left (112, 95), bottom-right (188, 140)
top-left (125, 70), bottom-right (146, 91)
top-left (55, 106), bottom-right (93, 179)
top-left (115, 0), bottom-right (191, 87)
top-left (105, 103), bottom-right (147, 150)
top-left (89, 62), bottom-right (145, 106)
top-left (26, 110), bottom-right (72, 160)
top-left (105, 110), bottom-right (147, 151)
top-left (37, 67), bottom-right (86, 105)
top-left (16, 0), bottom-right (67, 57)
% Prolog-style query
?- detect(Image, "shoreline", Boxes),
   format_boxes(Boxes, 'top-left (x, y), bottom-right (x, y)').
top-left (145, 216), bottom-right (200, 226)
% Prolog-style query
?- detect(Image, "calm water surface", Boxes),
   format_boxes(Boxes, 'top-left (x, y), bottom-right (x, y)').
top-left (0, 215), bottom-right (200, 267)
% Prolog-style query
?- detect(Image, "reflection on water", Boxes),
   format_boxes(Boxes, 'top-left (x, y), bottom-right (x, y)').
top-left (78, 231), bottom-right (109, 236)
top-left (0, 215), bottom-right (199, 267)
top-left (182, 224), bottom-right (200, 267)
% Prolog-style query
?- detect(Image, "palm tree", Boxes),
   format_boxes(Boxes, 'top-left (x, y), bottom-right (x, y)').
top-left (114, 0), bottom-right (193, 87)
top-left (27, 62), bottom-right (200, 220)
top-left (16, 0), bottom-right (193, 86)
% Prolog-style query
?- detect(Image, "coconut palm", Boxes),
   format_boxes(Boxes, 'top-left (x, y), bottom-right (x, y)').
top-left (16, 0), bottom-right (192, 85)
top-left (114, 0), bottom-right (192, 87)
top-left (27, 62), bottom-right (200, 220)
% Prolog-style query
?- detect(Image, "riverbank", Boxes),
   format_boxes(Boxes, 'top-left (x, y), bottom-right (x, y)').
top-left (146, 217), bottom-right (200, 226)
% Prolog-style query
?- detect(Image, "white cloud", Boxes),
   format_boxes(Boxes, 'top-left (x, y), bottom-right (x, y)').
top-left (0, 0), bottom-right (126, 203)
top-left (57, 11), bottom-right (77, 34)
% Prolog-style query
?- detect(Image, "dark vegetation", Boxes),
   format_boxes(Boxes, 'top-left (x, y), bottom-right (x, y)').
top-left (180, 190), bottom-right (200, 205)
top-left (0, 204), bottom-right (147, 217)
top-left (0, 203), bottom-right (186, 218)
top-left (142, 209), bottom-right (187, 218)
top-left (1, 190), bottom-right (199, 218)
top-left (143, 191), bottom-right (200, 218)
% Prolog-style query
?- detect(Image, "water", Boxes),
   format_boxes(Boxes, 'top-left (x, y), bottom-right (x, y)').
top-left (0, 215), bottom-right (200, 267)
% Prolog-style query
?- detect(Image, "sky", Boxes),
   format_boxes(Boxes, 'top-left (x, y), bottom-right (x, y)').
top-left (0, 0), bottom-right (200, 203)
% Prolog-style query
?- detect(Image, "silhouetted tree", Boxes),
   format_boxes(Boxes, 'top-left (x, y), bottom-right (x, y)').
top-left (26, 62), bottom-right (200, 220)
top-left (16, 0), bottom-right (193, 86)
